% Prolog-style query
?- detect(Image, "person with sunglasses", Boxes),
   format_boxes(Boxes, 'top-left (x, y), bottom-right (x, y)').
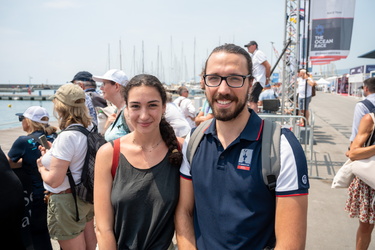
top-left (7, 106), bottom-right (57, 250)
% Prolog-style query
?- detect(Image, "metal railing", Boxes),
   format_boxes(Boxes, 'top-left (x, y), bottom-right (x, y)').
top-left (259, 110), bottom-right (315, 169)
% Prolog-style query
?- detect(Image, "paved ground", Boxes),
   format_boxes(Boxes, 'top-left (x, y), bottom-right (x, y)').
top-left (1, 91), bottom-right (374, 249)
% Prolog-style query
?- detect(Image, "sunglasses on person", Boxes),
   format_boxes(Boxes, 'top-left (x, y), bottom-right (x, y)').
top-left (18, 116), bottom-right (25, 122)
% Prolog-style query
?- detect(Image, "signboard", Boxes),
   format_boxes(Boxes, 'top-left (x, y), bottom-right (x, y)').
top-left (309, 0), bottom-right (356, 65)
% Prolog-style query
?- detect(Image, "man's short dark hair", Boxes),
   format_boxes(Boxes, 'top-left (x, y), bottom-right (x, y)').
top-left (364, 77), bottom-right (375, 93)
top-left (203, 43), bottom-right (253, 78)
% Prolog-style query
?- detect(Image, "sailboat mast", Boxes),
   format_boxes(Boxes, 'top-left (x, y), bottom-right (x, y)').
top-left (119, 39), bottom-right (123, 70)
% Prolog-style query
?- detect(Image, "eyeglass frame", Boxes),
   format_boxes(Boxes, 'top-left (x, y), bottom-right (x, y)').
top-left (18, 116), bottom-right (25, 122)
top-left (203, 74), bottom-right (252, 88)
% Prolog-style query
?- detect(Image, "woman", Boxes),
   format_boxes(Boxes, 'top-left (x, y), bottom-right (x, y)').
top-left (346, 112), bottom-right (375, 250)
top-left (93, 69), bottom-right (132, 141)
top-left (8, 106), bottom-right (57, 250)
top-left (95, 74), bottom-right (183, 249)
top-left (37, 84), bottom-right (97, 250)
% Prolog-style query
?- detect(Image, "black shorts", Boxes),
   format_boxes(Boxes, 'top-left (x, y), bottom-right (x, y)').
top-left (249, 82), bottom-right (263, 103)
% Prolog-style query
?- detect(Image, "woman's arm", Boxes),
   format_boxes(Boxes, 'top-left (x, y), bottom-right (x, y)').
top-left (94, 142), bottom-right (117, 249)
top-left (37, 156), bottom-right (70, 188)
top-left (349, 114), bottom-right (375, 160)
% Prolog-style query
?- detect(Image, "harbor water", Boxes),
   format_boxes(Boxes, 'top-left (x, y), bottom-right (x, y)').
top-left (0, 90), bottom-right (56, 130)
top-left (0, 89), bottom-right (205, 130)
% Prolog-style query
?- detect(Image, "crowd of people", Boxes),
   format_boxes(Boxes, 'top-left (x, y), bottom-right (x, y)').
top-left (3, 41), bottom-right (375, 250)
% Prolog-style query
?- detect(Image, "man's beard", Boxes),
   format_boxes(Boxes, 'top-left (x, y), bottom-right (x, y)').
top-left (208, 91), bottom-right (249, 121)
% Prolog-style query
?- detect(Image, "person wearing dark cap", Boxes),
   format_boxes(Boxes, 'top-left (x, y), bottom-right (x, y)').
top-left (71, 71), bottom-right (107, 126)
top-left (244, 41), bottom-right (271, 112)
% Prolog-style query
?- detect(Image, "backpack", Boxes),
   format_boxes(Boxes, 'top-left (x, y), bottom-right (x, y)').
top-left (186, 118), bottom-right (281, 191)
top-left (64, 125), bottom-right (107, 221)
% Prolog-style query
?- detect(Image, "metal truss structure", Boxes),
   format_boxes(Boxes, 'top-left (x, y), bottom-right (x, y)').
top-left (280, 0), bottom-right (301, 116)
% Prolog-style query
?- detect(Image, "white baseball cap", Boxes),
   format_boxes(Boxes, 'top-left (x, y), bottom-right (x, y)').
top-left (16, 106), bottom-right (49, 124)
top-left (92, 69), bottom-right (129, 86)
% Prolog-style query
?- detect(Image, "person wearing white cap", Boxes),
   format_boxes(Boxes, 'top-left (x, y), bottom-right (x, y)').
top-left (93, 69), bottom-right (132, 141)
top-left (8, 106), bottom-right (58, 250)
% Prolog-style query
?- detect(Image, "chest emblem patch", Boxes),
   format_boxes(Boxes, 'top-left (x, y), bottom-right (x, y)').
top-left (237, 149), bottom-right (253, 171)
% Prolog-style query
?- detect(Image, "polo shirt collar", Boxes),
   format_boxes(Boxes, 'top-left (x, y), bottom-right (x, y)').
top-left (204, 108), bottom-right (263, 142)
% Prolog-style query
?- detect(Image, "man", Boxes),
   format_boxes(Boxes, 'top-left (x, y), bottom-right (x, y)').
top-left (244, 41), bottom-right (271, 112)
top-left (173, 86), bottom-right (196, 128)
top-left (71, 71), bottom-right (107, 125)
top-left (175, 44), bottom-right (309, 249)
top-left (259, 83), bottom-right (278, 105)
top-left (347, 77), bottom-right (375, 153)
top-left (297, 69), bottom-right (315, 127)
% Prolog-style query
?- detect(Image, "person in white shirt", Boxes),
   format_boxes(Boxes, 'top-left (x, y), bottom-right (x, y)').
top-left (244, 41), bottom-right (271, 112)
top-left (165, 92), bottom-right (191, 138)
top-left (297, 69), bottom-right (315, 126)
top-left (173, 86), bottom-right (196, 128)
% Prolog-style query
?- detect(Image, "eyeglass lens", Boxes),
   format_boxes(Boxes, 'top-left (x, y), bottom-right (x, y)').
top-left (205, 75), bottom-right (246, 88)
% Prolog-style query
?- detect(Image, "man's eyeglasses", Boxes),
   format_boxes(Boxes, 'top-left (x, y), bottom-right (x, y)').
top-left (203, 74), bottom-right (252, 88)
top-left (18, 116), bottom-right (25, 122)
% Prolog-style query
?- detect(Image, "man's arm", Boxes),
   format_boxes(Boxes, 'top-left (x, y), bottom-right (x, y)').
top-left (175, 177), bottom-right (197, 250)
top-left (262, 60), bottom-right (271, 83)
top-left (275, 195), bottom-right (308, 250)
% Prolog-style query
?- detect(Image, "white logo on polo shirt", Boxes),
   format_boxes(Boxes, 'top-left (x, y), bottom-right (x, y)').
top-left (237, 149), bottom-right (253, 171)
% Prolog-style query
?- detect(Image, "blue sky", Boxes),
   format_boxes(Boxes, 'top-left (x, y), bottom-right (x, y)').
top-left (0, 0), bottom-right (374, 85)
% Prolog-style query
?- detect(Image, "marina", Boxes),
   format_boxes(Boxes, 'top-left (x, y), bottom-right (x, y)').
top-left (0, 94), bottom-right (51, 101)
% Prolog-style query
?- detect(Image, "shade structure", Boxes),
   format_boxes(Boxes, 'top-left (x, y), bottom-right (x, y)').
top-left (358, 50), bottom-right (375, 59)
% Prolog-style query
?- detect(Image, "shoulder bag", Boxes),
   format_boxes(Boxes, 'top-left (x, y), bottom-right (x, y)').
top-left (332, 112), bottom-right (375, 188)
top-left (350, 113), bottom-right (375, 189)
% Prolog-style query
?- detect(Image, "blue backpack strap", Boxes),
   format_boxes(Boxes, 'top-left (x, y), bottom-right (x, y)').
top-left (360, 99), bottom-right (375, 112)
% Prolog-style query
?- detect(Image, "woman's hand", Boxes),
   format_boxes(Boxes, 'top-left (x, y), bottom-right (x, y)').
top-left (38, 143), bottom-right (51, 156)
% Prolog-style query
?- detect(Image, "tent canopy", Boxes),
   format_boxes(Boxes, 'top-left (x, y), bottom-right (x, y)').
top-left (358, 50), bottom-right (375, 59)
top-left (316, 78), bottom-right (330, 85)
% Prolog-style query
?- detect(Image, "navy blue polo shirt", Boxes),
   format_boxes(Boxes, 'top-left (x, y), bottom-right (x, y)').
top-left (8, 131), bottom-right (56, 197)
top-left (180, 110), bottom-right (309, 249)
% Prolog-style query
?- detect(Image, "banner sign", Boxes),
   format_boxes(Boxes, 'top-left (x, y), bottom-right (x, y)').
top-left (366, 65), bottom-right (375, 73)
top-left (350, 66), bottom-right (364, 75)
top-left (309, 0), bottom-right (356, 65)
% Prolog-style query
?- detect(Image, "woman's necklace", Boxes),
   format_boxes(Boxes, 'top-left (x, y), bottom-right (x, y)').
top-left (132, 138), bottom-right (163, 152)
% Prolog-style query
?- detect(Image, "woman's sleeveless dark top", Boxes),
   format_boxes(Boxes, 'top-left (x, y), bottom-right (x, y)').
top-left (111, 152), bottom-right (180, 250)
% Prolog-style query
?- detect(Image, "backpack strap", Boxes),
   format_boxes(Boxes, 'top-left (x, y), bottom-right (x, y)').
top-left (63, 125), bottom-right (90, 222)
top-left (360, 99), bottom-right (375, 112)
top-left (111, 138), bottom-right (121, 178)
top-left (64, 125), bottom-right (90, 136)
top-left (262, 119), bottom-right (281, 191)
top-left (186, 119), bottom-right (213, 164)
top-left (67, 168), bottom-right (80, 222)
